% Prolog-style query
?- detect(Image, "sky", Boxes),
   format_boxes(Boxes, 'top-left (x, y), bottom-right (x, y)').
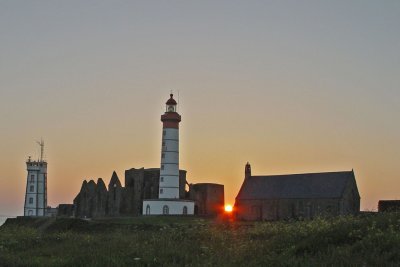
top-left (1, 1), bottom-right (399, 216)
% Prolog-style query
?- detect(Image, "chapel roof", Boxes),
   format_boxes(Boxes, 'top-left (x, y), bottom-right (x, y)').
top-left (236, 171), bottom-right (356, 200)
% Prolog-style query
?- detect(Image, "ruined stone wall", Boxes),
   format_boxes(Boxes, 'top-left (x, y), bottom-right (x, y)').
top-left (107, 171), bottom-right (124, 216)
top-left (124, 168), bottom-right (157, 216)
top-left (73, 168), bottom-right (188, 218)
top-left (189, 183), bottom-right (224, 216)
top-left (179, 171), bottom-right (187, 199)
top-left (73, 180), bottom-right (97, 218)
top-left (74, 174), bottom-right (125, 218)
top-left (124, 168), bottom-right (187, 215)
top-left (57, 204), bottom-right (74, 217)
top-left (93, 179), bottom-right (107, 218)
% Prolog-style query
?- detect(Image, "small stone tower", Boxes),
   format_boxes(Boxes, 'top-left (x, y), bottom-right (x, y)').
top-left (24, 140), bottom-right (47, 216)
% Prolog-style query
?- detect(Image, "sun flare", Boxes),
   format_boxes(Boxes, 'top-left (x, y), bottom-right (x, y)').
top-left (225, 205), bottom-right (233, 212)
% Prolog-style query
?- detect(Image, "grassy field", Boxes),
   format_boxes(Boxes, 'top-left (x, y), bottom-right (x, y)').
top-left (1, 213), bottom-right (400, 267)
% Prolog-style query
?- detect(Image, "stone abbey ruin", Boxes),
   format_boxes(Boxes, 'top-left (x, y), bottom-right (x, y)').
top-left (70, 168), bottom-right (224, 218)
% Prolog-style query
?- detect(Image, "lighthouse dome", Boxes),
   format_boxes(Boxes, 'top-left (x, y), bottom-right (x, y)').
top-left (166, 94), bottom-right (177, 105)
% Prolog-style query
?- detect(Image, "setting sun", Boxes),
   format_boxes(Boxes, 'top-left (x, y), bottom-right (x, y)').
top-left (225, 205), bottom-right (233, 213)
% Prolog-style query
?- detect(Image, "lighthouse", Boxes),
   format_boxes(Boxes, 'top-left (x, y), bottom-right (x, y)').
top-left (159, 94), bottom-right (181, 198)
top-left (24, 140), bottom-right (47, 216)
top-left (142, 94), bottom-right (194, 215)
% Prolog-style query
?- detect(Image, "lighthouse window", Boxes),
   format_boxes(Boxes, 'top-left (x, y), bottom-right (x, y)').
top-left (167, 105), bottom-right (175, 112)
top-left (163, 205), bottom-right (169, 215)
top-left (30, 185), bottom-right (34, 192)
top-left (30, 175), bottom-right (34, 183)
top-left (29, 197), bottom-right (33, 204)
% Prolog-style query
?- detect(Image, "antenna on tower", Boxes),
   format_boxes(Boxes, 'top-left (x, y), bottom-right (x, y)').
top-left (178, 90), bottom-right (180, 112)
top-left (36, 139), bottom-right (44, 162)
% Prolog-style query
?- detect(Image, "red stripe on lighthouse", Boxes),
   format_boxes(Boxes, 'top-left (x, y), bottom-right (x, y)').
top-left (161, 113), bottom-right (181, 129)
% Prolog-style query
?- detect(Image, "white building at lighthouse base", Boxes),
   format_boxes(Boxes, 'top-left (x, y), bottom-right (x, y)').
top-left (143, 199), bottom-right (194, 215)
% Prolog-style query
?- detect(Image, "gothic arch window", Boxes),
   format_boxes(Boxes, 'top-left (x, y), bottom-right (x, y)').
top-left (163, 205), bottom-right (169, 215)
top-left (183, 206), bottom-right (188, 215)
top-left (146, 205), bottom-right (150, 215)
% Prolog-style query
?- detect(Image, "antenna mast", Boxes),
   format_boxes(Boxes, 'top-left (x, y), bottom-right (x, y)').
top-left (36, 139), bottom-right (44, 162)
top-left (178, 90), bottom-right (180, 112)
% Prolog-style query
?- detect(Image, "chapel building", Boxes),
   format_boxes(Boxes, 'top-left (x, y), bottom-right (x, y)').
top-left (235, 163), bottom-right (360, 221)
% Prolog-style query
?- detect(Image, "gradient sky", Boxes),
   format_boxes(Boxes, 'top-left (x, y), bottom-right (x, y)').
top-left (1, 1), bottom-right (399, 216)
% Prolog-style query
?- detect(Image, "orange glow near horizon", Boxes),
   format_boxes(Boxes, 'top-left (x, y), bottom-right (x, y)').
top-left (1, 2), bottom-right (399, 216)
top-left (225, 205), bottom-right (233, 213)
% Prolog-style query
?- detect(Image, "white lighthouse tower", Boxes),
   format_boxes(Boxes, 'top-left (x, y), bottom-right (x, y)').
top-left (159, 94), bottom-right (181, 199)
top-left (143, 94), bottom-right (194, 215)
top-left (24, 140), bottom-right (47, 216)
